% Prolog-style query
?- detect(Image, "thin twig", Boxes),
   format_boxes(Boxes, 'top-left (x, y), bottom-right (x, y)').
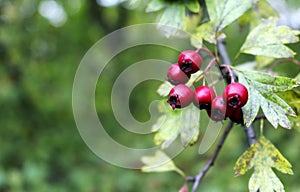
top-left (243, 125), bottom-right (256, 146)
top-left (267, 58), bottom-right (300, 72)
top-left (187, 121), bottom-right (234, 192)
top-left (217, 38), bottom-right (238, 84)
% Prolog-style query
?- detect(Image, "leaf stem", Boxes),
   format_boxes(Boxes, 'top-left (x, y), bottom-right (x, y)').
top-left (187, 121), bottom-right (234, 192)
top-left (260, 118), bottom-right (264, 136)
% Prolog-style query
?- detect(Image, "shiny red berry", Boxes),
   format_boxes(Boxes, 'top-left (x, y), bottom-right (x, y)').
top-left (167, 63), bottom-right (190, 85)
top-left (193, 86), bottom-right (216, 110)
top-left (167, 84), bottom-right (193, 109)
top-left (210, 96), bottom-right (226, 121)
top-left (223, 82), bottom-right (248, 109)
top-left (228, 108), bottom-right (244, 124)
top-left (178, 50), bottom-right (202, 74)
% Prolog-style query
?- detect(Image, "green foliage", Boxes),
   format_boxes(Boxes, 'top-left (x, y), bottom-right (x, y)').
top-left (206, 0), bottom-right (257, 31)
top-left (146, 0), bottom-right (165, 12)
top-left (191, 21), bottom-right (217, 47)
top-left (239, 0), bottom-right (278, 28)
top-left (141, 150), bottom-right (185, 177)
top-left (2, 0), bottom-right (300, 191)
top-left (235, 136), bottom-right (293, 192)
top-left (152, 102), bottom-right (200, 148)
top-left (277, 90), bottom-right (300, 131)
top-left (237, 70), bottom-right (299, 128)
top-left (145, 0), bottom-right (201, 36)
top-left (185, 0), bottom-right (201, 13)
top-left (157, 3), bottom-right (186, 36)
top-left (240, 18), bottom-right (300, 58)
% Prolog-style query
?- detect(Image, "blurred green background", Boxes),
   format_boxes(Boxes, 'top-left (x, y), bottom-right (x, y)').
top-left (0, 0), bottom-right (300, 191)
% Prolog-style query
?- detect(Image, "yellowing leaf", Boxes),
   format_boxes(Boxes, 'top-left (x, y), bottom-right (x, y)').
top-left (234, 136), bottom-right (293, 192)
top-left (152, 102), bottom-right (200, 148)
top-left (240, 18), bottom-right (300, 58)
top-left (206, 0), bottom-right (257, 31)
top-left (141, 150), bottom-right (185, 177)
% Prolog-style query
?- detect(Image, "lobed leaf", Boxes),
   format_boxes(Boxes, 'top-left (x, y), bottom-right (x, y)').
top-left (235, 136), bottom-right (293, 192)
top-left (237, 70), bottom-right (299, 128)
top-left (277, 90), bottom-right (300, 131)
top-left (240, 70), bottom-right (300, 91)
top-left (206, 0), bottom-right (256, 31)
top-left (260, 98), bottom-right (291, 129)
top-left (239, 74), bottom-right (260, 126)
top-left (249, 167), bottom-right (284, 192)
top-left (240, 18), bottom-right (300, 58)
top-left (152, 102), bottom-right (200, 148)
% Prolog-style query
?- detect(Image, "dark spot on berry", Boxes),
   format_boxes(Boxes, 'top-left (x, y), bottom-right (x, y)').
top-left (181, 61), bottom-right (193, 73)
top-left (168, 94), bottom-right (180, 109)
top-left (228, 95), bottom-right (241, 108)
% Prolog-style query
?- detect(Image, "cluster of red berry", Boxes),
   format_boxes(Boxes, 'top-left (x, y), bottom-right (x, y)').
top-left (166, 50), bottom-right (248, 124)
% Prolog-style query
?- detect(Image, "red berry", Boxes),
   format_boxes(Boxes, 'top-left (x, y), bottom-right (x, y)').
top-left (167, 84), bottom-right (193, 109)
top-left (193, 86), bottom-right (216, 110)
top-left (210, 96), bottom-right (226, 121)
top-left (223, 82), bottom-right (248, 109)
top-left (228, 108), bottom-right (244, 124)
top-left (167, 63), bottom-right (190, 85)
top-left (178, 50), bottom-right (202, 74)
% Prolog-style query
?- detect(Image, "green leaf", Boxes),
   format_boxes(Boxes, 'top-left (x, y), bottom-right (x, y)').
top-left (191, 21), bottom-right (217, 47)
top-left (256, 56), bottom-right (275, 69)
top-left (296, 73), bottom-right (300, 82)
top-left (237, 70), bottom-right (299, 128)
top-left (158, 4), bottom-right (186, 37)
top-left (141, 150), bottom-right (185, 177)
top-left (185, 0), bottom-right (200, 13)
top-left (240, 18), bottom-right (300, 58)
top-left (206, 0), bottom-right (256, 31)
top-left (157, 81), bottom-right (173, 97)
top-left (152, 102), bottom-right (200, 148)
top-left (260, 98), bottom-right (291, 129)
top-left (239, 74), bottom-right (260, 125)
top-left (234, 136), bottom-right (293, 192)
top-left (240, 70), bottom-right (300, 92)
top-left (146, 0), bottom-right (165, 12)
top-left (239, 0), bottom-right (278, 29)
top-left (277, 90), bottom-right (300, 131)
top-left (121, 0), bottom-right (140, 8)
